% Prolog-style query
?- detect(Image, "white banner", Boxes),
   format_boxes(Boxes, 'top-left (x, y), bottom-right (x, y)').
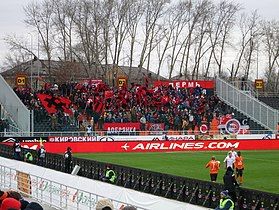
top-left (236, 134), bottom-right (275, 140)
top-left (97, 135), bottom-right (195, 141)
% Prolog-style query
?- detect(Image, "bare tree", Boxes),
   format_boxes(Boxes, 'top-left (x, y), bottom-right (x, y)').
top-left (178, 0), bottom-right (203, 79)
top-left (166, 1), bottom-right (191, 79)
top-left (51, 0), bottom-right (77, 62)
top-left (212, 1), bottom-right (240, 76)
top-left (231, 11), bottom-right (261, 79)
top-left (126, 0), bottom-right (144, 78)
top-left (24, 0), bottom-right (55, 78)
top-left (138, 0), bottom-right (169, 72)
top-left (191, 0), bottom-right (213, 79)
top-left (262, 20), bottom-right (279, 91)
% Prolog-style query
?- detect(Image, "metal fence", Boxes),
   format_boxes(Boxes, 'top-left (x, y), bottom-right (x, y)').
top-left (0, 129), bottom-right (276, 138)
top-left (0, 143), bottom-right (278, 210)
top-left (0, 75), bottom-right (30, 132)
top-left (216, 77), bottom-right (279, 131)
top-left (0, 165), bottom-right (146, 210)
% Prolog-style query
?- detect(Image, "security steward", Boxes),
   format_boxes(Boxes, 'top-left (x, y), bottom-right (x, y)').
top-left (215, 190), bottom-right (234, 210)
top-left (102, 165), bottom-right (117, 184)
top-left (24, 151), bottom-right (33, 163)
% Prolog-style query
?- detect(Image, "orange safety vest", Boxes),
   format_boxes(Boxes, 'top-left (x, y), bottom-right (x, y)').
top-left (234, 156), bottom-right (244, 169)
top-left (206, 160), bottom-right (220, 174)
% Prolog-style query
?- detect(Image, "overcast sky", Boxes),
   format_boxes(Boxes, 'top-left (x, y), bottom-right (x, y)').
top-left (1, 0), bottom-right (279, 71)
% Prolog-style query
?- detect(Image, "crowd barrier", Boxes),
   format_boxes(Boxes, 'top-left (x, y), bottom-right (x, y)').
top-left (0, 143), bottom-right (278, 210)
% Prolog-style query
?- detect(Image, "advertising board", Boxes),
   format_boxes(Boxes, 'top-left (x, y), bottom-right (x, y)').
top-left (5, 139), bottom-right (279, 153)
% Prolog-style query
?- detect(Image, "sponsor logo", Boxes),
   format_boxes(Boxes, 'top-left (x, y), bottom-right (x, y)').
top-left (48, 136), bottom-right (97, 142)
top-left (225, 119), bottom-right (241, 134)
top-left (107, 127), bottom-right (136, 134)
top-left (200, 124), bottom-right (208, 134)
top-left (121, 142), bottom-right (240, 151)
top-left (121, 143), bottom-right (130, 151)
top-left (0, 137), bottom-right (47, 143)
top-left (98, 136), bottom-right (115, 142)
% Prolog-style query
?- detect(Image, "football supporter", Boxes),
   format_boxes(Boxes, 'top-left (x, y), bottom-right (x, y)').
top-left (95, 198), bottom-right (114, 210)
top-left (205, 156), bottom-right (220, 182)
top-left (0, 198), bottom-right (21, 210)
top-left (234, 151), bottom-right (244, 185)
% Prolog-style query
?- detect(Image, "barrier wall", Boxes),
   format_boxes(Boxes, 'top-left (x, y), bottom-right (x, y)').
top-left (0, 157), bottom-right (209, 210)
top-left (0, 143), bottom-right (278, 210)
top-left (3, 139), bottom-right (279, 153)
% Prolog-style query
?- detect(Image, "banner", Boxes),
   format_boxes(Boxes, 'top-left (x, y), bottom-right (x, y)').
top-left (103, 123), bottom-right (141, 134)
top-left (153, 80), bottom-right (215, 89)
top-left (96, 135), bottom-right (195, 141)
top-left (49, 136), bottom-right (97, 142)
top-left (17, 171), bottom-right (31, 195)
top-left (37, 94), bottom-right (72, 115)
top-left (0, 137), bottom-right (48, 143)
top-left (4, 140), bottom-right (279, 153)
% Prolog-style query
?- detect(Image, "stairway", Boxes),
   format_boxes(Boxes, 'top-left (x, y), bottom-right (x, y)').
top-left (215, 77), bottom-right (279, 131)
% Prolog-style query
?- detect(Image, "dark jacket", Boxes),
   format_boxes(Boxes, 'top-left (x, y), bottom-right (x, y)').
top-left (223, 170), bottom-right (238, 192)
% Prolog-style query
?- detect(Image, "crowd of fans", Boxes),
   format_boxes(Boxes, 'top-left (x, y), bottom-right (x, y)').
top-left (0, 190), bottom-right (43, 210)
top-left (14, 80), bottom-right (229, 133)
top-left (0, 189), bottom-right (136, 210)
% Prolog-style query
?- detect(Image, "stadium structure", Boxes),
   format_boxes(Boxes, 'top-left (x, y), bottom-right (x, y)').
top-left (0, 62), bottom-right (278, 210)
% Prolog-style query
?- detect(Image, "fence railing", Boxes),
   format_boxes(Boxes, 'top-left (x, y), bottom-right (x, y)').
top-left (216, 77), bottom-right (279, 130)
top-left (0, 75), bottom-right (30, 132)
top-left (0, 164), bottom-right (146, 210)
top-left (0, 143), bottom-right (278, 210)
top-left (0, 129), bottom-right (275, 138)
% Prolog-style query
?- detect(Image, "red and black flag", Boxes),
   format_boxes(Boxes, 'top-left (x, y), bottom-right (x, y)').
top-left (37, 93), bottom-right (73, 116)
top-left (93, 101), bottom-right (105, 115)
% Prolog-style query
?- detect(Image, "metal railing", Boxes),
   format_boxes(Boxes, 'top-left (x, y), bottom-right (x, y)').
top-left (0, 75), bottom-right (30, 132)
top-left (0, 129), bottom-right (275, 137)
top-left (0, 164), bottom-right (146, 210)
top-left (230, 80), bottom-right (258, 98)
top-left (216, 77), bottom-right (279, 131)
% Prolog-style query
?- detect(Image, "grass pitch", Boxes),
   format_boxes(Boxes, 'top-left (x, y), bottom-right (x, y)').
top-left (76, 150), bottom-right (279, 194)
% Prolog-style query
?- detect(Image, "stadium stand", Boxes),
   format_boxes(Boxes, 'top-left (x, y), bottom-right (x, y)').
top-left (12, 81), bottom-right (267, 134)
top-left (258, 96), bottom-right (279, 110)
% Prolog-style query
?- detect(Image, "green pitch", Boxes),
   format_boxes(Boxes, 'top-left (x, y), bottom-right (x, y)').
top-left (76, 150), bottom-right (279, 194)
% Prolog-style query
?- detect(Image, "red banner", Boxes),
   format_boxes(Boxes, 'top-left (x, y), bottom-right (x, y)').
top-left (103, 122), bottom-right (141, 134)
top-left (4, 140), bottom-right (279, 153)
top-left (153, 80), bottom-right (215, 89)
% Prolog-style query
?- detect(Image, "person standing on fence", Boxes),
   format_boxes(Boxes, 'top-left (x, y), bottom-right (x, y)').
top-left (234, 151), bottom-right (244, 185)
top-left (64, 147), bottom-right (73, 173)
top-left (37, 145), bottom-right (46, 166)
top-left (13, 140), bottom-right (21, 161)
top-left (205, 156), bottom-right (220, 182)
